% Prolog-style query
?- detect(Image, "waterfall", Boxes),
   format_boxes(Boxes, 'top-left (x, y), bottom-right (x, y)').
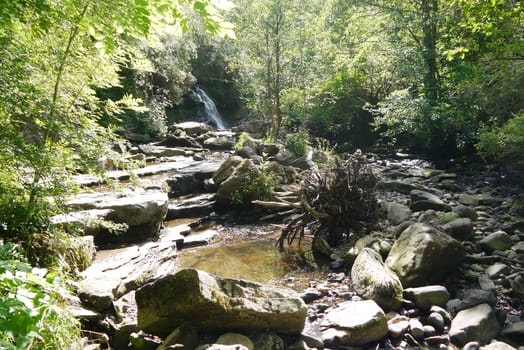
top-left (192, 86), bottom-right (228, 130)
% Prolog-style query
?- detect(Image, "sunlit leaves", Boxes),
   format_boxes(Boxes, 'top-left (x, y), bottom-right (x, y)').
top-left (0, 0), bottom-right (236, 244)
top-left (0, 242), bottom-right (79, 349)
top-left (445, 0), bottom-right (524, 60)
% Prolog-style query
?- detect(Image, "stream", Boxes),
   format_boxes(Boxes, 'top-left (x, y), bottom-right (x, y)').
top-left (73, 91), bottom-right (524, 349)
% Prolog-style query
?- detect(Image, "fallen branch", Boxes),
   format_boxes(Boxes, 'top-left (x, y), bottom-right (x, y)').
top-left (252, 200), bottom-right (300, 210)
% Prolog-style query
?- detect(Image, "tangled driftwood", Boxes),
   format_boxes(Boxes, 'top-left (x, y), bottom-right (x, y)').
top-left (268, 150), bottom-right (380, 248)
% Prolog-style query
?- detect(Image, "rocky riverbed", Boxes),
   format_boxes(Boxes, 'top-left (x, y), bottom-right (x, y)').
top-left (66, 122), bottom-right (524, 350)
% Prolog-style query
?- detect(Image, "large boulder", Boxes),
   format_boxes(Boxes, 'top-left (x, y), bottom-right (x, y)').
top-left (135, 269), bottom-right (307, 337)
top-left (166, 194), bottom-right (215, 220)
top-left (164, 159), bottom-right (223, 198)
top-left (165, 173), bottom-right (205, 197)
top-left (385, 223), bottom-right (465, 287)
top-left (409, 189), bottom-right (451, 212)
top-left (446, 289), bottom-right (497, 313)
top-left (452, 205), bottom-right (478, 221)
top-left (351, 248), bottom-right (403, 311)
top-left (275, 149), bottom-right (296, 165)
top-left (213, 157), bottom-right (263, 207)
top-left (213, 156), bottom-right (244, 185)
top-left (320, 300), bottom-right (388, 346)
top-left (238, 145), bottom-right (263, 164)
top-left (67, 190), bottom-right (168, 245)
top-left (258, 142), bottom-right (280, 157)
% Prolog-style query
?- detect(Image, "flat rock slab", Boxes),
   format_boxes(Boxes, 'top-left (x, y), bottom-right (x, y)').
top-left (170, 122), bottom-right (213, 136)
top-left (446, 289), bottom-right (497, 313)
top-left (167, 194), bottom-right (216, 220)
top-left (51, 209), bottom-right (114, 236)
top-left (410, 189), bottom-right (444, 204)
top-left (136, 269), bottom-right (307, 337)
top-left (320, 300), bottom-right (388, 346)
top-left (181, 229), bottom-right (220, 248)
top-left (72, 159), bottom-right (194, 186)
top-left (66, 190), bottom-right (168, 244)
top-left (79, 241), bottom-right (178, 312)
top-left (177, 159), bottom-right (224, 178)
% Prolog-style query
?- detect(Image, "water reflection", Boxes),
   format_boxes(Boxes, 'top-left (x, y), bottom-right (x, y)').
top-left (177, 238), bottom-right (289, 283)
top-left (176, 235), bottom-right (327, 290)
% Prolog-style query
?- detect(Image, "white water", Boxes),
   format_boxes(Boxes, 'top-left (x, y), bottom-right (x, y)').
top-left (193, 86), bottom-right (228, 130)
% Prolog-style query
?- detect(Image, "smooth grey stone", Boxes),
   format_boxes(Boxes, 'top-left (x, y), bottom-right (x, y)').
top-left (427, 312), bottom-right (446, 331)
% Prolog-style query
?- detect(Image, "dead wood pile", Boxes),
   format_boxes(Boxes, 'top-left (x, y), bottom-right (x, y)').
top-left (274, 151), bottom-right (380, 248)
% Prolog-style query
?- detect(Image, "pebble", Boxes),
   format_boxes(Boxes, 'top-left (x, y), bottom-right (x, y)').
top-left (480, 341), bottom-right (519, 350)
top-left (328, 260), bottom-right (345, 270)
top-left (425, 335), bottom-right (450, 347)
top-left (388, 315), bottom-right (410, 338)
top-left (315, 303), bottom-right (330, 313)
top-left (511, 242), bottom-right (524, 254)
top-left (316, 284), bottom-right (330, 295)
top-left (427, 312), bottom-right (445, 331)
top-left (300, 289), bottom-right (323, 304)
top-left (403, 285), bottom-right (450, 309)
top-left (463, 341), bottom-right (480, 350)
top-left (423, 325), bottom-right (437, 337)
top-left (479, 231), bottom-right (514, 253)
top-left (501, 322), bottom-right (524, 340)
top-left (404, 308), bottom-right (420, 318)
top-left (409, 318), bottom-right (425, 340)
top-left (429, 305), bottom-right (452, 324)
top-left (327, 272), bottom-right (345, 282)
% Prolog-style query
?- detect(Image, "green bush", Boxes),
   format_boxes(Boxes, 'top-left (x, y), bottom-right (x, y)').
top-left (477, 112), bottom-right (524, 164)
top-left (0, 241), bottom-right (81, 349)
top-left (285, 129), bottom-right (310, 157)
top-left (230, 167), bottom-right (276, 206)
top-left (234, 132), bottom-right (252, 152)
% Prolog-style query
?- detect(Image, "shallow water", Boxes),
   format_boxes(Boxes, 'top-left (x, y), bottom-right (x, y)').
top-left (177, 238), bottom-right (288, 282)
top-left (176, 231), bottom-right (328, 291)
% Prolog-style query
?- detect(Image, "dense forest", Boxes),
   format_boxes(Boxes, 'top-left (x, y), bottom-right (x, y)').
top-left (0, 0), bottom-right (523, 348)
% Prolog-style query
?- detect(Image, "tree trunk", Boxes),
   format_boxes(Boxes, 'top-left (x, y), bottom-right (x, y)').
top-left (422, 0), bottom-right (439, 104)
top-left (270, 4), bottom-right (284, 140)
top-left (265, 31), bottom-right (272, 113)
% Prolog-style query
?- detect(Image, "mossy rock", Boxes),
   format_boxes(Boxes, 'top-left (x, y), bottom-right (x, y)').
top-left (136, 269), bottom-right (307, 337)
top-left (351, 248), bottom-right (403, 311)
